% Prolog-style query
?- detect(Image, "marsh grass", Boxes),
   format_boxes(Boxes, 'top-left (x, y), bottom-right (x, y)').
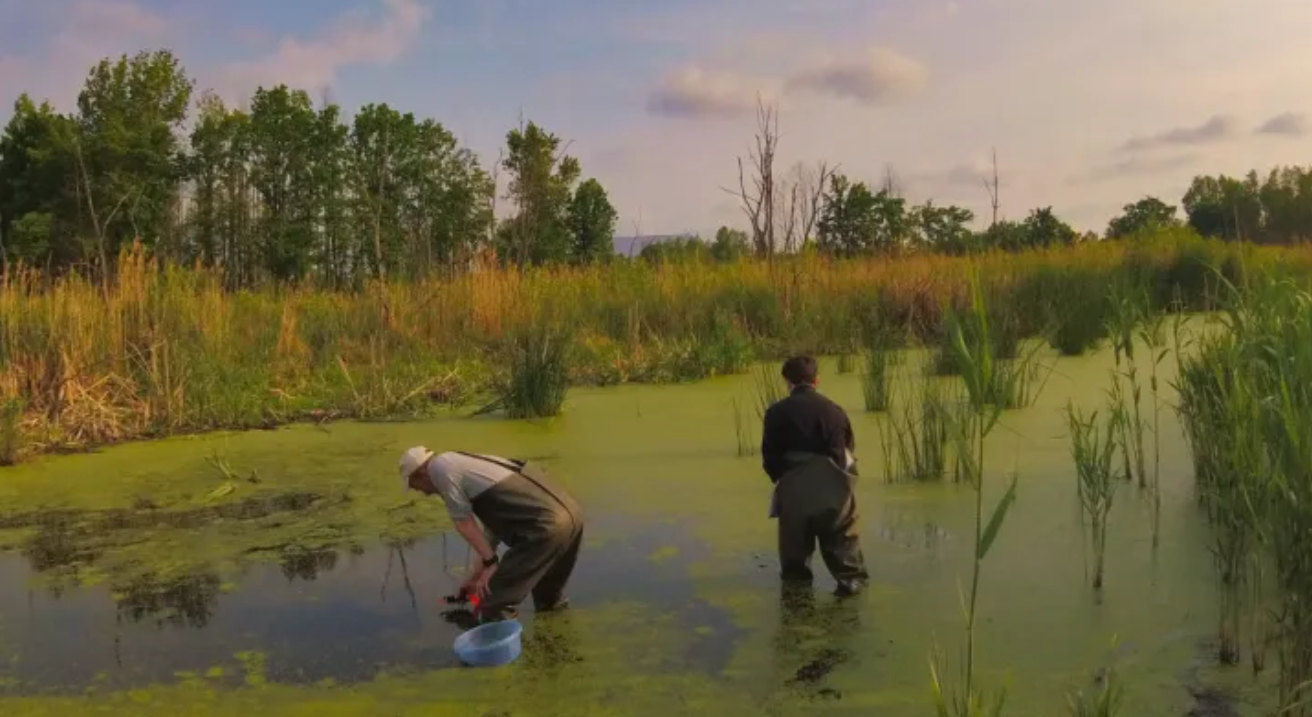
top-left (985, 342), bottom-right (1053, 411)
top-left (1065, 663), bottom-right (1126, 717)
top-left (928, 272), bottom-right (1019, 716)
top-left (485, 323), bottom-right (572, 419)
top-left (861, 326), bottom-right (902, 412)
top-left (0, 397), bottom-right (23, 465)
top-left (1174, 271), bottom-right (1312, 708)
top-left (1067, 400), bottom-right (1125, 591)
top-left (0, 232), bottom-right (1272, 464)
top-left (732, 397), bottom-right (755, 457)
top-left (752, 363), bottom-right (788, 422)
top-left (879, 379), bottom-right (958, 484)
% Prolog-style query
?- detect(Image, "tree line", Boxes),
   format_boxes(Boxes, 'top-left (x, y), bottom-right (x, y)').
top-left (3, 50), bottom-right (1311, 283)
top-left (0, 50), bottom-right (619, 288)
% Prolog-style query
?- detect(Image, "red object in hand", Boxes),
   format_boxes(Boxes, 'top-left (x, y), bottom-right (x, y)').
top-left (469, 594), bottom-right (481, 608)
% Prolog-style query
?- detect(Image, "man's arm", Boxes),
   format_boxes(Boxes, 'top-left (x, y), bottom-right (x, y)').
top-left (761, 406), bottom-right (787, 483)
top-left (826, 407), bottom-right (855, 470)
top-left (455, 515), bottom-right (498, 562)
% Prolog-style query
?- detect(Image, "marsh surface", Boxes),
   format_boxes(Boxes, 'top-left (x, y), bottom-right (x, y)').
top-left (0, 345), bottom-right (1278, 715)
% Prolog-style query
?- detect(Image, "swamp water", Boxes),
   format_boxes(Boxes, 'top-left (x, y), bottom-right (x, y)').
top-left (0, 348), bottom-right (1278, 716)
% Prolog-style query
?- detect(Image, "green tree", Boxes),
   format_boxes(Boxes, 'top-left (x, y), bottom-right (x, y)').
top-left (247, 85), bottom-right (319, 281)
top-left (0, 95), bottom-right (78, 266)
top-left (566, 178), bottom-right (617, 264)
top-left (910, 200), bottom-right (974, 254)
top-left (1105, 196), bottom-right (1180, 239)
top-left (1182, 173), bottom-right (1262, 242)
top-left (639, 236), bottom-right (709, 264)
top-left (75, 49), bottom-right (193, 265)
top-left (1022, 206), bottom-right (1078, 248)
top-left (498, 121), bottom-right (580, 266)
top-left (817, 173), bottom-right (877, 256)
top-left (711, 226), bottom-right (750, 262)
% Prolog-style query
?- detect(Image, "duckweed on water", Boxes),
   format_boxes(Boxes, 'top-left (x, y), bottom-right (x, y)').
top-left (0, 354), bottom-right (1286, 716)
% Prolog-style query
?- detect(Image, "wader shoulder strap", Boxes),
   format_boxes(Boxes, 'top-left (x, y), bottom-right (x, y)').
top-left (454, 451), bottom-right (526, 473)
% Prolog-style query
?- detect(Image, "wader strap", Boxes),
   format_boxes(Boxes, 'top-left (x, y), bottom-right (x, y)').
top-left (454, 452), bottom-right (580, 524)
top-left (454, 451), bottom-right (526, 473)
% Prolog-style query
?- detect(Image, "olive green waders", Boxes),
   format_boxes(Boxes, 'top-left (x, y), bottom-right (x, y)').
top-left (463, 457), bottom-right (585, 621)
top-left (771, 453), bottom-right (868, 589)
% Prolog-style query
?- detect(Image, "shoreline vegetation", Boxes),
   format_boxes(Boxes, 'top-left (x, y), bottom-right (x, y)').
top-left (0, 229), bottom-right (1285, 466)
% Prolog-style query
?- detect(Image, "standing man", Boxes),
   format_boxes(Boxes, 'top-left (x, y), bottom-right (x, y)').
top-left (760, 355), bottom-right (869, 597)
top-left (399, 448), bottom-right (584, 623)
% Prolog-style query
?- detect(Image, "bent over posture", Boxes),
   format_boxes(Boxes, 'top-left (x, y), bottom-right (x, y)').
top-left (399, 448), bottom-right (584, 622)
top-left (761, 356), bottom-right (869, 597)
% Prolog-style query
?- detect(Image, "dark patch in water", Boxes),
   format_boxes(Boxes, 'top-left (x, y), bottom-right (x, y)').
top-left (787, 647), bottom-right (849, 687)
top-left (1185, 686), bottom-right (1240, 717)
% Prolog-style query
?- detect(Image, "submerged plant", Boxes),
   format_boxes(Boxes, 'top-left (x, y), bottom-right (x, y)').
top-left (1067, 400), bottom-right (1125, 591)
top-left (926, 271), bottom-right (1018, 715)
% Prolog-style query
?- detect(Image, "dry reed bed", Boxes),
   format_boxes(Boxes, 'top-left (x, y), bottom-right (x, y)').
top-left (0, 232), bottom-right (1299, 464)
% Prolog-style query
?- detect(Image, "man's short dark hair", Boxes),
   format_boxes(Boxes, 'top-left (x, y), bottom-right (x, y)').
top-left (781, 355), bottom-right (818, 386)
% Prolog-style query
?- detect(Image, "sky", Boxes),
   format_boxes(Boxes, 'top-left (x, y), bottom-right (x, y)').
top-left (0, 0), bottom-right (1309, 238)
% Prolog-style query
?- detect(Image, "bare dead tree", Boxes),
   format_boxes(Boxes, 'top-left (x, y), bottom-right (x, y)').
top-left (797, 160), bottom-right (835, 248)
top-left (776, 170), bottom-right (801, 253)
top-left (982, 148), bottom-right (1001, 227)
top-left (721, 95), bottom-right (779, 258)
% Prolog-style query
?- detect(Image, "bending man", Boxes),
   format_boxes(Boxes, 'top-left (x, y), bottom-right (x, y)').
top-left (760, 355), bottom-right (869, 597)
top-left (399, 448), bottom-right (584, 622)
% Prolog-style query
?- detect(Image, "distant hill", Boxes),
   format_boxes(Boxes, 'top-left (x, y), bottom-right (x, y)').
top-left (613, 233), bottom-right (700, 257)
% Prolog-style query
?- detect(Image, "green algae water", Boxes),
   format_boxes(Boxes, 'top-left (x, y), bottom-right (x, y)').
top-left (0, 345), bottom-right (1278, 716)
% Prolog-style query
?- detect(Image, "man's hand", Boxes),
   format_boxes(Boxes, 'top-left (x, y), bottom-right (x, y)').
top-left (461, 564), bottom-right (497, 599)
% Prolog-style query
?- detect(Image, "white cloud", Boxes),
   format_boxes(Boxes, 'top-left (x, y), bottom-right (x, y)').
top-left (646, 66), bottom-right (771, 119)
top-left (214, 0), bottom-right (430, 98)
top-left (784, 47), bottom-right (928, 106)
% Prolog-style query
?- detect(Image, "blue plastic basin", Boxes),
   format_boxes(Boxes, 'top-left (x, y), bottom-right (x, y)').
top-left (453, 620), bottom-right (523, 667)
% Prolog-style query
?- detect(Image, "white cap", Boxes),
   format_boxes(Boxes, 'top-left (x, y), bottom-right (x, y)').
top-left (399, 446), bottom-right (434, 490)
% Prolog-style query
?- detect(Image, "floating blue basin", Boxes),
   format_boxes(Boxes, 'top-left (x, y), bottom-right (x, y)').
top-left (453, 619), bottom-right (523, 667)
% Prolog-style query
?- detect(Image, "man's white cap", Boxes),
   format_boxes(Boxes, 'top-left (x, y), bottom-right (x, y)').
top-left (399, 446), bottom-right (434, 489)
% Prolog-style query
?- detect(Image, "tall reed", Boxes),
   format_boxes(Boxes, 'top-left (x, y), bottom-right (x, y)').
top-left (732, 397), bottom-right (755, 457)
top-left (752, 363), bottom-right (788, 421)
top-left (879, 379), bottom-right (956, 484)
top-left (861, 325), bottom-right (901, 412)
top-left (0, 231), bottom-right (1277, 465)
top-left (929, 272), bottom-right (1018, 717)
top-left (0, 397), bottom-right (22, 465)
top-left (486, 323), bottom-right (572, 419)
top-left (1066, 400), bottom-right (1125, 591)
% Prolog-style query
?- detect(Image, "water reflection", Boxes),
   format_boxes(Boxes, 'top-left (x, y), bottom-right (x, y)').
top-left (771, 585), bottom-right (860, 703)
top-left (114, 572), bottom-right (222, 629)
top-left (0, 516), bottom-right (740, 695)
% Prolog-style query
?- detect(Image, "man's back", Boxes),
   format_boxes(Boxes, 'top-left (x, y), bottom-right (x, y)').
top-left (761, 385), bottom-right (854, 483)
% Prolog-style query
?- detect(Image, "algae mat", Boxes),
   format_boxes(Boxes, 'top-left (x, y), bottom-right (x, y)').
top-left (0, 350), bottom-right (1278, 715)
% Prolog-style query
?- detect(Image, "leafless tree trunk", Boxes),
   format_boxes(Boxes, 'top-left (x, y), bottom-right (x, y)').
top-left (721, 95), bottom-right (779, 258)
top-left (797, 160), bottom-right (835, 248)
top-left (982, 149), bottom-right (1001, 227)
